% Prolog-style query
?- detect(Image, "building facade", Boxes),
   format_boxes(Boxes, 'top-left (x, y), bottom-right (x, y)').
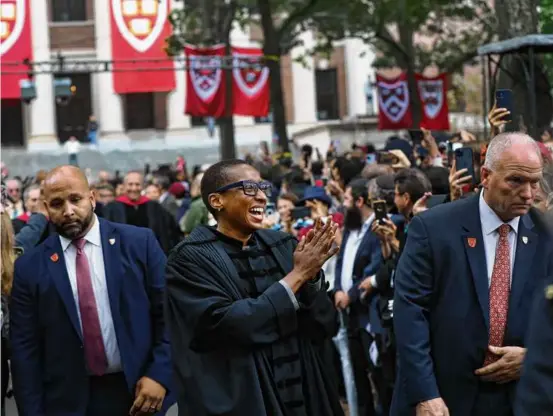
top-left (0, 0), bottom-right (379, 153)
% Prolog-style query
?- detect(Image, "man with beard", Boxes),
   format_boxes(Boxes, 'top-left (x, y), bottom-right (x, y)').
top-left (103, 171), bottom-right (181, 253)
top-left (10, 165), bottom-right (174, 415)
top-left (333, 177), bottom-right (382, 416)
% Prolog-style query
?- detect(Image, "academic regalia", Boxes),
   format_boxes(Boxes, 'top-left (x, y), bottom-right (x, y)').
top-left (102, 196), bottom-right (181, 253)
top-left (165, 226), bottom-right (344, 416)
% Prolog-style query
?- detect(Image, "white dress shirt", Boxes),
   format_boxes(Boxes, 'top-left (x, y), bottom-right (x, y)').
top-left (59, 215), bottom-right (122, 372)
top-left (340, 214), bottom-right (375, 293)
top-left (478, 191), bottom-right (519, 287)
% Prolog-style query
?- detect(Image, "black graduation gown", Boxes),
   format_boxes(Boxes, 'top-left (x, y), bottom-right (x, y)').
top-left (102, 200), bottom-right (181, 253)
top-left (165, 226), bottom-right (344, 416)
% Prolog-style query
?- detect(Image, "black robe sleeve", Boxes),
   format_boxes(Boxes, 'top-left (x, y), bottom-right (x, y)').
top-left (165, 247), bottom-right (299, 352)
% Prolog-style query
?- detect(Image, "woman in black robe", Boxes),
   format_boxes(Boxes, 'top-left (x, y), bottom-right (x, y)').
top-left (165, 159), bottom-right (344, 416)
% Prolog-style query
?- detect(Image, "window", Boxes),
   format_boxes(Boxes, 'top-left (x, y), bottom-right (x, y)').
top-left (315, 69), bottom-right (339, 121)
top-left (51, 0), bottom-right (86, 22)
top-left (124, 93), bottom-right (155, 130)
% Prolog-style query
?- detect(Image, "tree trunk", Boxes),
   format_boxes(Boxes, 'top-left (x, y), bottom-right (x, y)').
top-left (398, 23), bottom-right (420, 128)
top-left (258, 0), bottom-right (290, 152)
top-left (495, 0), bottom-right (552, 137)
top-left (219, 40), bottom-right (236, 159)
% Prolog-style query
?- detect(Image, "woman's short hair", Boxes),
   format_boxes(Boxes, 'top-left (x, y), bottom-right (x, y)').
top-left (201, 159), bottom-right (249, 216)
top-left (278, 192), bottom-right (298, 205)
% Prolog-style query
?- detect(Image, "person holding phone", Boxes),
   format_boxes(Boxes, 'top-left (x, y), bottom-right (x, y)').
top-left (392, 132), bottom-right (553, 416)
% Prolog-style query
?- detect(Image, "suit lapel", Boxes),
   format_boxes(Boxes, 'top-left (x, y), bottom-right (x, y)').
top-left (462, 195), bottom-right (490, 330)
top-left (45, 237), bottom-right (83, 341)
top-left (509, 214), bottom-right (537, 313)
top-left (99, 219), bottom-right (123, 322)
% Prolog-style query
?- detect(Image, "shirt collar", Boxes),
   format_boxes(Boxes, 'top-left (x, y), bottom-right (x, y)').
top-left (59, 214), bottom-right (101, 252)
top-left (479, 191), bottom-right (520, 235)
top-left (363, 213), bottom-right (375, 232)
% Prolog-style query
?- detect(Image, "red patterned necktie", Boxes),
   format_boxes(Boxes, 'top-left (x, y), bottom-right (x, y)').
top-left (484, 223), bottom-right (511, 365)
top-left (73, 238), bottom-right (108, 376)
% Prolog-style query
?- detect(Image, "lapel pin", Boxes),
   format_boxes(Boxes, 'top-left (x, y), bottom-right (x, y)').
top-left (467, 237), bottom-right (477, 248)
top-left (545, 284), bottom-right (553, 300)
top-left (109, 238), bottom-right (115, 246)
top-left (522, 236), bottom-right (528, 245)
top-left (50, 253), bottom-right (59, 262)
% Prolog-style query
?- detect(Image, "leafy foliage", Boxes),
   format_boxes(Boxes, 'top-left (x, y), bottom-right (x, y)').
top-left (540, 0), bottom-right (553, 84)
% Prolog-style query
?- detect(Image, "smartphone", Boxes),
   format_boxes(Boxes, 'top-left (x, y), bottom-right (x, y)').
top-left (495, 89), bottom-right (513, 122)
top-left (454, 147), bottom-right (475, 185)
top-left (377, 151), bottom-right (398, 165)
top-left (366, 153), bottom-right (376, 164)
top-left (427, 194), bottom-right (448, 209)
top-left (408, 130), bottom-right (424, 146)
top-left (291, 206), bottom-right (310, 220)
top-left (373, 200), bottom-right (388, 223)
top-left (266, 202), bottom-right (276, 216)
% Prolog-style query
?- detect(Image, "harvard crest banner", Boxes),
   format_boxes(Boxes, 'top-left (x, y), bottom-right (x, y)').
top-left (0, 0), bottom-right (32, 99)
top-left (376, 73), bottom-right (412, 130)
top-left (184, 44), bottom-right (226, 117)
top-left (416, 73), bottom-right (450, 130)
top-left (231, 46), bottom-right (269, 117)
top-left (110, 0), bottom-right (175, 93)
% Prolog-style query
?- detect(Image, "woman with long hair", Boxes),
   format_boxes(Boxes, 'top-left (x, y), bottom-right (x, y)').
top-left (1, 209), bottom-right (16, 412)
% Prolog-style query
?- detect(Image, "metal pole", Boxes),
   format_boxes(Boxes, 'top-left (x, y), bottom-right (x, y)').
top-left (481, 55), bottom-right (489, 140)
top-left (528, 47), bottom-right (537, 138)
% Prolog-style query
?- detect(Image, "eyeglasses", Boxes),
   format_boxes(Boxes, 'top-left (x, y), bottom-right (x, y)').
top-left (215, 180), bottom-right (272, 197)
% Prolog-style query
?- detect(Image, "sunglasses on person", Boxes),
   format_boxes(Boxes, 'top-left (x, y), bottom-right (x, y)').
top-left (215, 180), bottom-right (273, 197)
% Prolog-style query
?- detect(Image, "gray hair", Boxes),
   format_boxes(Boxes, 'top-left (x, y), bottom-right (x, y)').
top-left (23, 184), bottom-right (41, 201)
top-left (483, 132), bottom-right (541, 170)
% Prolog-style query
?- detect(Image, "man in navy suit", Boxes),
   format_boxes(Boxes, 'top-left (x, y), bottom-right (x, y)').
top-left (10, 165), bottom-right (173, 415)
top-left (392, 132), bottom-right (553, 416)
top-left (334, 178), bottom-right (382, 416)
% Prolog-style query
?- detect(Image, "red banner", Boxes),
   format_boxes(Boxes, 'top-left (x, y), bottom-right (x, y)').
top-left (0, 0), bottom-right (32, 99)
top-left (185, 44), bottom-right (226, 117)
top-left (110, 0), bottom-right (175, 93)
top-left (416, 73), bottom-right (450, 130)
top-left (231, 47), bottom-right (269, 117)
top-left (376, 73), bottom-right (412, 130)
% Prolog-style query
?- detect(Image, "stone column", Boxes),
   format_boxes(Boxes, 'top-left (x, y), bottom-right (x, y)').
top-left (94, 0), bottom-right (128, 146)
top-left (344, 38), bottom-right (377, 117)
top-left (27, 0), bottom-right (57, 152)
top-left (166, 0), bottom-right (190, 137)
top-left (290, 31), bottom-right (317, 124)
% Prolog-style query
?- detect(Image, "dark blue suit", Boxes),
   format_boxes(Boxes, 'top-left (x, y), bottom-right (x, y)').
top-left (392, 195), bottom-right (553, 416)
top-left (10, 218), bottom-right (173, 415)
top-left (334, 225), bottom-right (382, 329)
top-left (515, 276), bottom-right (553, 415)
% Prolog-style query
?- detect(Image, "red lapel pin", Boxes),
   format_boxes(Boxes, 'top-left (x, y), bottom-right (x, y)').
top-left (50, 253), bottom-right (59, 262)
top-left (467, 237), bottom-right (477, 248)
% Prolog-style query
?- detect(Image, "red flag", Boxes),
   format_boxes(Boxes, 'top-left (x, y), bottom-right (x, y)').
top-left (231, 46), bottom-right (269, 117)
top-left (416, 73), bottom-right (450, 130)
top-left (110, 0), bottom-right (175, 93)
top-left (0, 0), bottom-right (33, 99)
top-left (376, 73), bottom-right (412, 130)
top-left (185, 44), bottom-right (226, 117)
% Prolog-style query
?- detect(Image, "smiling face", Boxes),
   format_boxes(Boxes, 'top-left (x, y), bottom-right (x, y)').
top-left (481, 142), bottom-right (543, 221)
top-left (209, 164), bottom-right (269, 236)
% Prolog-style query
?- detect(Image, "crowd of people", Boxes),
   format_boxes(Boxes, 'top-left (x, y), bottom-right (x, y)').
top-left (1, 106), bottom-right (553, 416)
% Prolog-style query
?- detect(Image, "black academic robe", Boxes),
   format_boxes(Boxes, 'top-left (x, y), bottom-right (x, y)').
top-left (165, 226), bottom-right (344, 416)
top-left (102, 200), bottom-right (181, 253)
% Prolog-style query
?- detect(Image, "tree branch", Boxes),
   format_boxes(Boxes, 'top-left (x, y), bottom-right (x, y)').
top-left (222, 1), bottom-right (237, 41)
top-left (277, 0), bottom-right (320, 39)
top-left (374, 27), bottom-right (409, 65)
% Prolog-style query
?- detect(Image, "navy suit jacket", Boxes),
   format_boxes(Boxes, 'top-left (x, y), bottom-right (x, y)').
top-left (10, 218), bottom-right (173, 416)
top-left (391, 195), bottom-right (553, 416)
top-left (334, 225), bottom-right (382, 329)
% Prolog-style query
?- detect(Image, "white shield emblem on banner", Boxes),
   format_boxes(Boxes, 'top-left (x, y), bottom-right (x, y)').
top-left (418, 79), bottom-right (444, 119)
top-left (232, 54), bottom-right (269, 98)
top-left (190, 55), bottom-right (222, 102)
top-left (112, 0), bottom-right (167, 53)
top-left (377, 80), bottom-right (410, 123)
top-left (0, 0), bottom-right (25, 56)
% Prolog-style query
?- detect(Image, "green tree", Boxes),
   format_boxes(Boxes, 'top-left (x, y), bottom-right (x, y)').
top-left (312, 0), bottom-right (496, 126)
top-left (540, 0), bottom-right (553, 85)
